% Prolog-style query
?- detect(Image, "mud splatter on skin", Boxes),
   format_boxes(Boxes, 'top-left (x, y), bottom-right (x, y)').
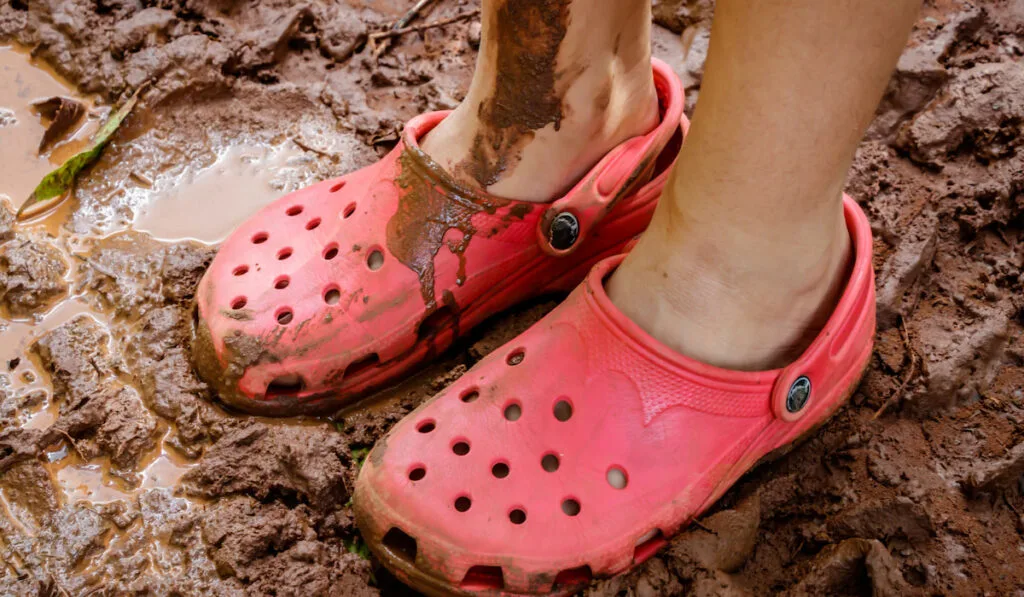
top-left (458, 0), bottom-right (574, 188)
top-left (386, 146), bottom-right (509, 309)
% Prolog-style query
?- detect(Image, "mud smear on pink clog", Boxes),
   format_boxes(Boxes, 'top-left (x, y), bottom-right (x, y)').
top-left (387, 144), bottom-right (510, 310)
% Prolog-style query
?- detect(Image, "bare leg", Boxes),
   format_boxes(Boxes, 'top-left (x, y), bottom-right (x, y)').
top-left (608, 0), bottom-right (919, 370)
top-left (420, 0), bottom-right (659, 202)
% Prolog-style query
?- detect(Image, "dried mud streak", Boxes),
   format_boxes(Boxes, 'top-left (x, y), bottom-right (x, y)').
top-left (459, 0), bottom-right (572, 187)
top-left (386, 147), bottom-right (509, 309)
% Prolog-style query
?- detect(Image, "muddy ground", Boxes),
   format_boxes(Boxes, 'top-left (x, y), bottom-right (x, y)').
top-left (0, 0), bottom-right (1022, 595)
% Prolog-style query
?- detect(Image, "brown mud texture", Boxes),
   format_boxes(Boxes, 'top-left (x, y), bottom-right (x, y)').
top-left (1, 0), bottom-right (1023, 595)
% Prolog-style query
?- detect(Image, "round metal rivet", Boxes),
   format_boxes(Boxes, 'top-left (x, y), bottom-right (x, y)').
top-left (549, 212), bottom-right (579, 251)
top-left (786, 376), bottom-right (811, 413)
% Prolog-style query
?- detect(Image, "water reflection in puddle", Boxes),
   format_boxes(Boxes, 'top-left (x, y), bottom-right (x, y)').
top-left (55, 462), bottom-right (135, 504)
top-left (132, 143), bottom-right (307, 245)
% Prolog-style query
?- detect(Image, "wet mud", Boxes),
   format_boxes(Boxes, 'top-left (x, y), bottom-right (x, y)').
top-left (1, 0), bottom-right (1023, 595)
top-left (458, 0), bottom-right (573, 188)
top-left (388, 146), bottom-right (510, 308)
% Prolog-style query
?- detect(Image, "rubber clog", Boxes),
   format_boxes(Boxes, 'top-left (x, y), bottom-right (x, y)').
top-left (193, 59), bottom-right (688, 415)
top-left (353, 196), bottom-right (875, 596)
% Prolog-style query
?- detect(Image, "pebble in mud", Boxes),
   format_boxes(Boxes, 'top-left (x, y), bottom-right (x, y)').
top-left (0, 236), bottom-right (69, 317)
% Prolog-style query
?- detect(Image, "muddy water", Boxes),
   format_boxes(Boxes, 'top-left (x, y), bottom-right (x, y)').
top-left (1, 44), bottom-right (304, 244)
top-left (132, 143), bottom-right (306, 244)
top-left (0, 46), bottom-right (306, 517)
top-left (0, 45), bottom-right (99, 209)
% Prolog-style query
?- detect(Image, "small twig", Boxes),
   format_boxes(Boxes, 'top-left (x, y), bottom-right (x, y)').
top-left (83, 258), bottom-right (119, 279)
top-left (1003, 493), bottom-right (1021, 518)
top-left (55, 429), bottom-right (86, 460)
top-left (129, 171), bottom-right (153, 188)
top-left (370, 0), bottom-right (435, 59)
top-left (690, 519), bottom-right (716, 534)
top-left (395, 0), bottom-right (436, 30)
top-left (368, 9), bottom-right (480, 43)
top-left (789, 539), bottom-right (806, 562)
top-left (873, 316), bottom-right (920, 420)
top-left (292, 137), bottom-right (333, 159)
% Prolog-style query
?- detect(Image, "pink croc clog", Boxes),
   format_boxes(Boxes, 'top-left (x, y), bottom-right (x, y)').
top-left (353, 196), bottom-right (875, 596)
top-left (193, 59), bottom-right (687, 415)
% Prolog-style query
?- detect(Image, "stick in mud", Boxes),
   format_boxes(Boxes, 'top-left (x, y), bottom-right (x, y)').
top-left (369, 10), bottom-right (482, 43)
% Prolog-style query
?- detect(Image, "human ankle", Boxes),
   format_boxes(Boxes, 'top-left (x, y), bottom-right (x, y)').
top-left (607, 211), bottom-right (852, 371)
top-left (422, 59), bottom-right (658, 202)
top-left (420, 0), bottom-right (659, 202)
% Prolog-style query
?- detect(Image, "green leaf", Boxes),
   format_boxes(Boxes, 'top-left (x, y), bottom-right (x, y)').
top-left (351, 447), bottom-right (370, 470)
top-left (346, 536), bottom-right (372, 560)
top-left (18, 86), bottom-right (144, 219)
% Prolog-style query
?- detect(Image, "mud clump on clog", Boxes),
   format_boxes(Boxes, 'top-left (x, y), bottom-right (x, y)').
top-left (190, 313), bottom-right (271, 410)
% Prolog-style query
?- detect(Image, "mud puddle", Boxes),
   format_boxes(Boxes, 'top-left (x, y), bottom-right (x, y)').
top-left (132, 144), bottom-right (307, 244)
top-left (2, 44), bottom-right (307, 245)
top-left (0, 44), bottom-right (324, 546)
top-left (0, 45), bottom-right (100, 209)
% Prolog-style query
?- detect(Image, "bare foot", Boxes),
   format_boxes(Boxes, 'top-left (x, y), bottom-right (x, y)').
top-left (420, 0), bottom-right (659, 202)
top-left (606, 191), bottom-right (852, 371)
